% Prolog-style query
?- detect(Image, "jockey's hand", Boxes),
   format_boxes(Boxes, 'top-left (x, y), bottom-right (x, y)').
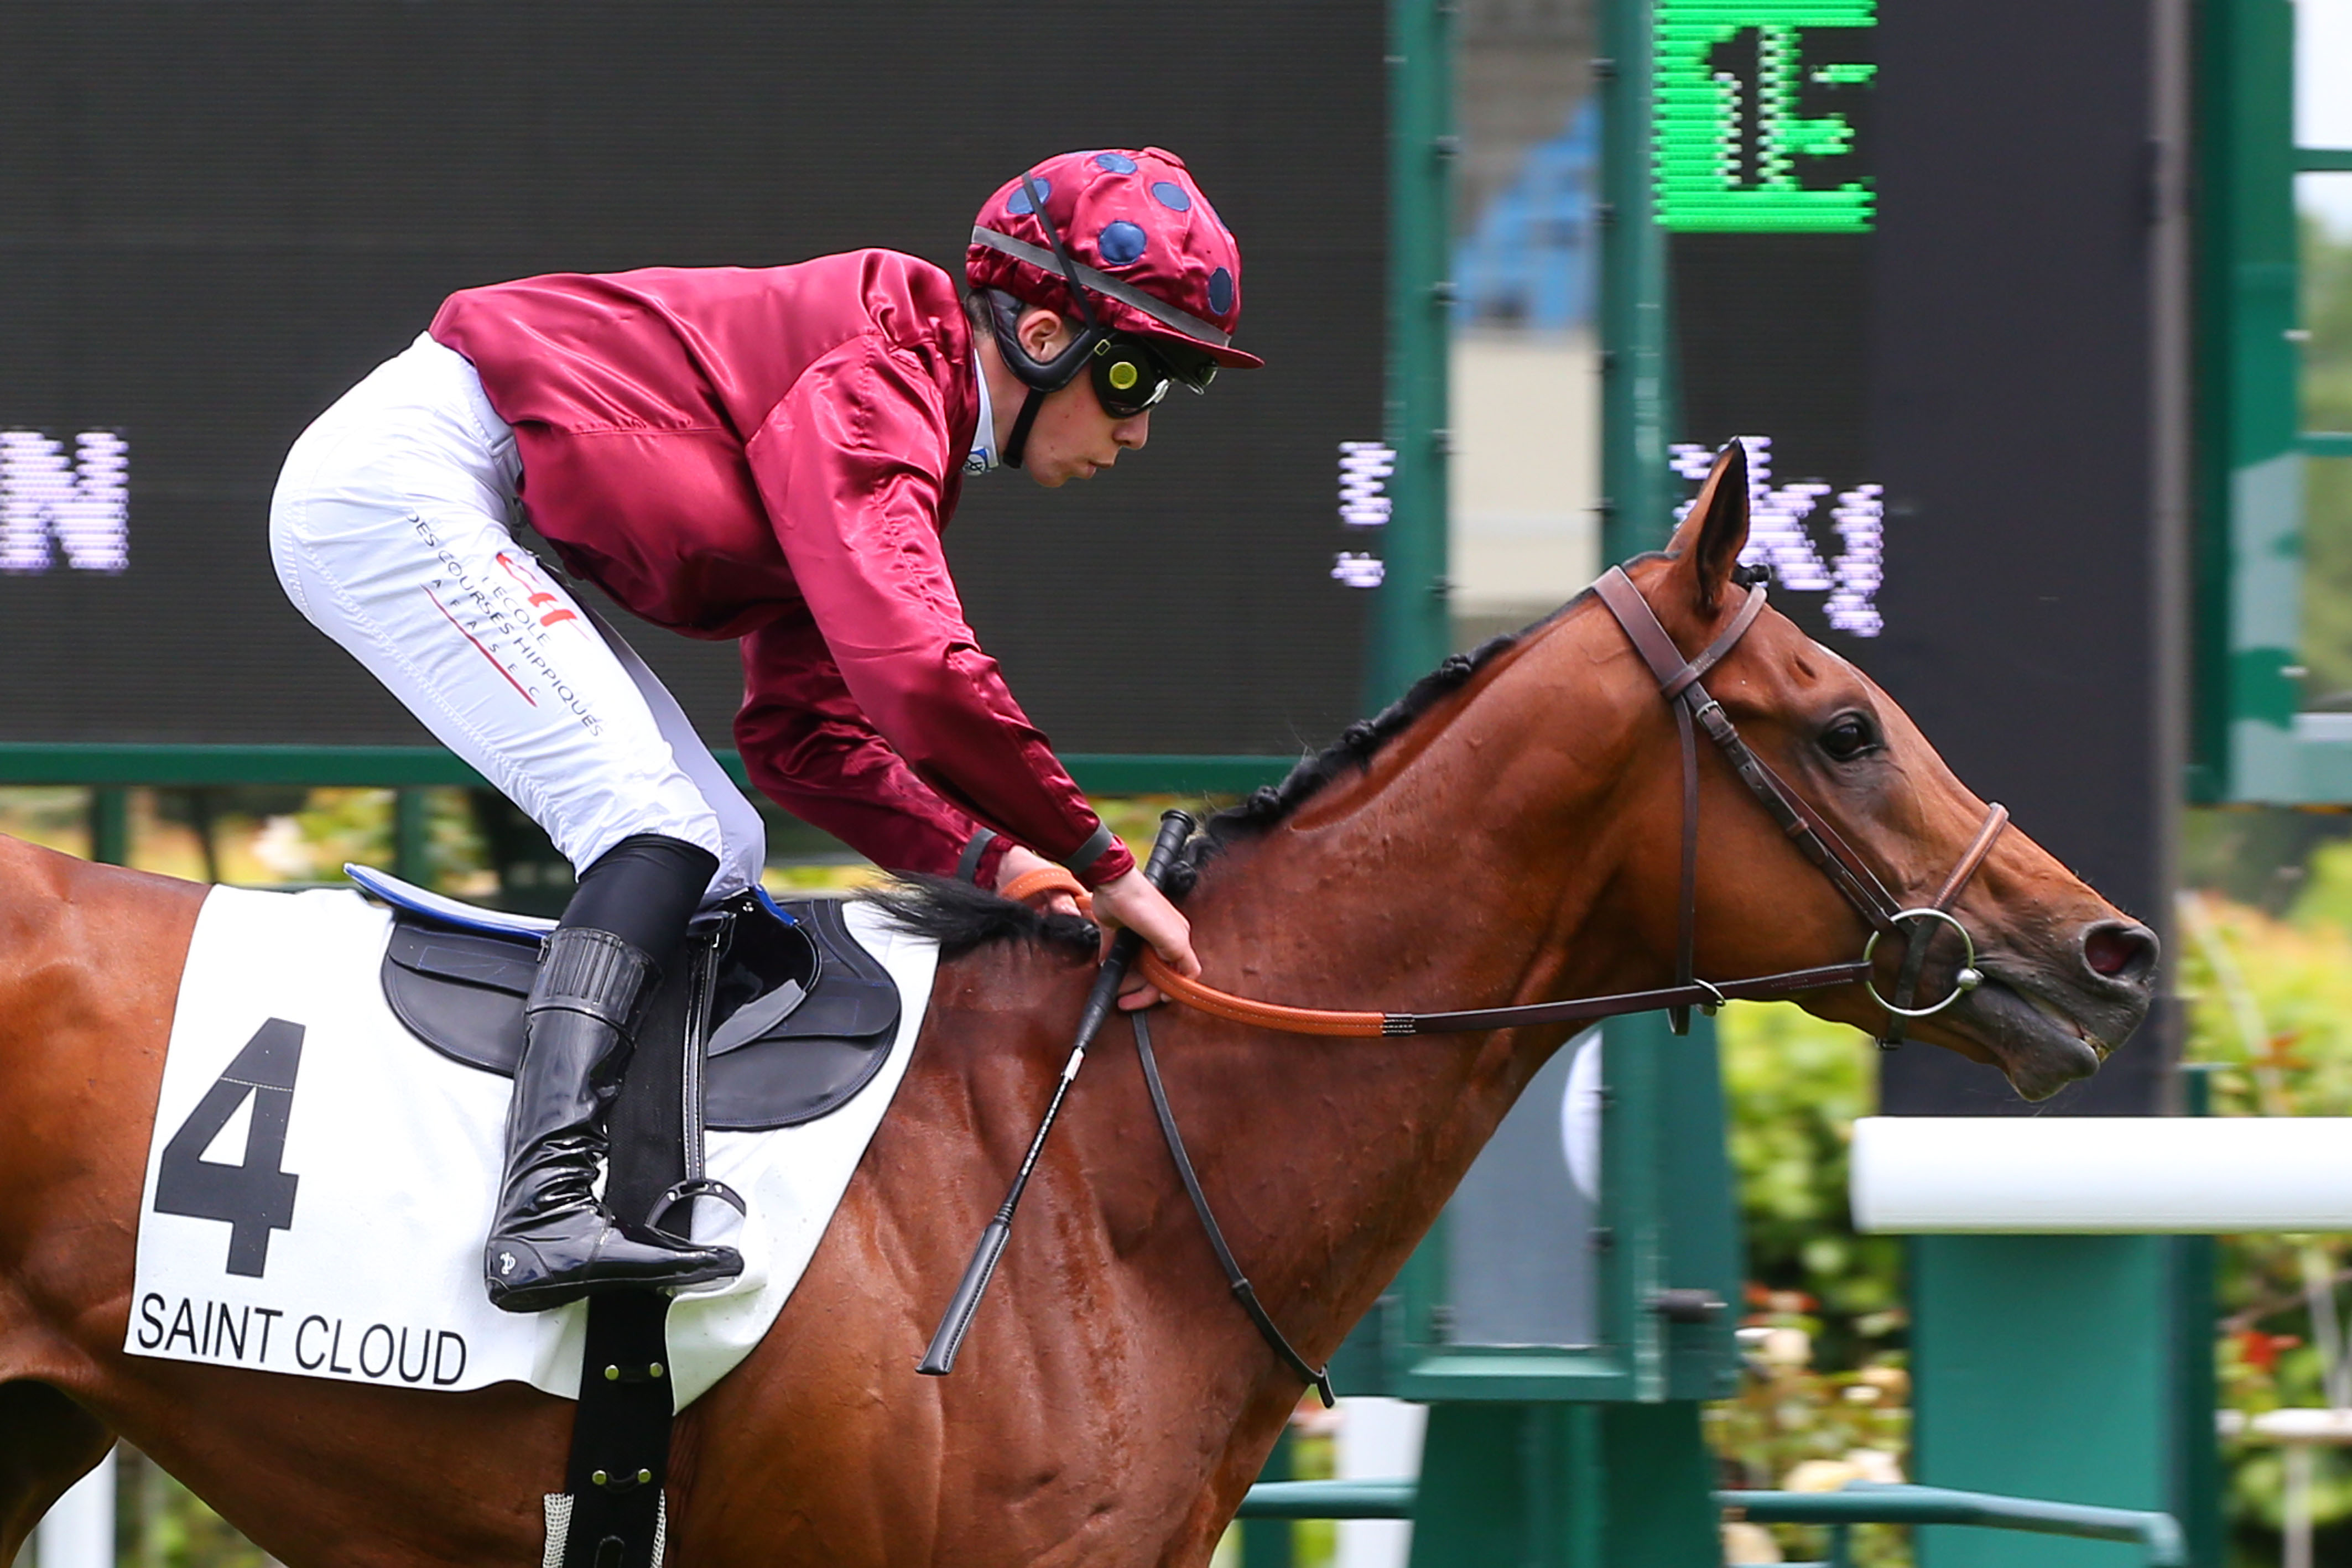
top-left (993, 843), bottom-right (1084, 917)
top-left (1089, 867), bottom-right (1201, 1011)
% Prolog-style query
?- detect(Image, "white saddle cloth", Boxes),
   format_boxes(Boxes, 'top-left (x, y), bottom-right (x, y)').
top-left (125, 886), bottom-right (936, 1411)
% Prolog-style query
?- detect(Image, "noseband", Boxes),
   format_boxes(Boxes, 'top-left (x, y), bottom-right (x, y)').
top-left (1128, 566), bottom-right (2010, 1047)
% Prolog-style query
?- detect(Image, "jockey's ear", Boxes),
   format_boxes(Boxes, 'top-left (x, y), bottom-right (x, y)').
top-left (1662, 442), bottom-right (1751, 617)
top-left (1015, 306), bottom-right (1076, 364)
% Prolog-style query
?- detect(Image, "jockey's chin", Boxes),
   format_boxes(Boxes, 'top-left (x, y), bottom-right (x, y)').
top-left (1021, 390), bottom-right (1149, 489)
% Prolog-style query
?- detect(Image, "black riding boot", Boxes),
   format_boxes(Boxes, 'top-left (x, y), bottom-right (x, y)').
top-left (483, 841), bottom-right (743, 1314)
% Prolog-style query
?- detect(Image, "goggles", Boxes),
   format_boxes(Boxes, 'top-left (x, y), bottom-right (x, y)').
top-left (1089, 334), bottom-right (1218, 420)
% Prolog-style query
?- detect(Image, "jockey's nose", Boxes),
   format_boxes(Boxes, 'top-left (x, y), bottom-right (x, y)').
top-left (1115, 411), bottom-right (1151, 451)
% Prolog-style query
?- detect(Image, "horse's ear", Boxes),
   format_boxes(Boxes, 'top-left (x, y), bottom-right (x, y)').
top-left (1662, 442), bottom-right (1750, 616)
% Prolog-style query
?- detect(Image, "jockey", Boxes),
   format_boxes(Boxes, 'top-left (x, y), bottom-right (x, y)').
top-left (267, 148), bottom-right (1247, 1314)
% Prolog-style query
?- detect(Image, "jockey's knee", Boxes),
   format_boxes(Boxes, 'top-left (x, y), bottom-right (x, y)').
top-left (560, 834), bottom-right (720, 966)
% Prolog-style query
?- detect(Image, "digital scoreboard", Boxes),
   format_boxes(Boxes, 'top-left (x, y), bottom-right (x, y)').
top-left (1657, 0), bottom-right (1881, 651)
top-left (0, 3), bottom-right (1385, 757)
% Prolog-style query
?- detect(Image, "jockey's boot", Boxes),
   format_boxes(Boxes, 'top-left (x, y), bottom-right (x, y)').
top-left (482, 922), bottom-right (743, 1312)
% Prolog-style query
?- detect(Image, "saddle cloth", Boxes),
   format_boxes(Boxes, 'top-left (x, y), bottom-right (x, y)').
top-left (126, 885), bottom-right (938, 1410)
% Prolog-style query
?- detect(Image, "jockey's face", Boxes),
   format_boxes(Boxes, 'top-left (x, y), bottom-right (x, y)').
top-left (996, 306), bottom-right (1152, 489)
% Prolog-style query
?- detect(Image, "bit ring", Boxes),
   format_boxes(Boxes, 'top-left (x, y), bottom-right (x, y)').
top-left (1862, 907), bottom-right (1983, 1020)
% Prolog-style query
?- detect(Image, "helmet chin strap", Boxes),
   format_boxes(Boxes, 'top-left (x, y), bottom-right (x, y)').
top-left (1002, 385), bottom-right (1048, 470)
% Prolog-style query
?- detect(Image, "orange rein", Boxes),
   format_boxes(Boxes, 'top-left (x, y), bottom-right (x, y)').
top-left (992, 862), bottom-right (1390, 1038)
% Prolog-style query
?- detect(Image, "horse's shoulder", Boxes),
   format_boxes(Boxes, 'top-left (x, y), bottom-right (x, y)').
top-left (923, 940), bottom-right (1092, 1016)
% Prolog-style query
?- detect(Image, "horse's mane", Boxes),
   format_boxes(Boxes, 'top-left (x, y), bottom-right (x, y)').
top-left (861, 590), bottom-right (1590, 951)
top-left (1169, 586), bottom-right (1606, 887)
top-left (858, 876), bottom-right (1098, 960)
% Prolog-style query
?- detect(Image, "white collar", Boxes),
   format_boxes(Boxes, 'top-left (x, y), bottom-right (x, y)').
top-left (965, 350), bottom-right (999, 476)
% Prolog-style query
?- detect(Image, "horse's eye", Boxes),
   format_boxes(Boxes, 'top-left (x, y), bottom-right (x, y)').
top-left (1819, 712), bottom-right (1879, 762)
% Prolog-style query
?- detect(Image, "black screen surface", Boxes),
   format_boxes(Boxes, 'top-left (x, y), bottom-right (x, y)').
top-left (0, 3), bottom-right (1382, 754)
top-left (1866, 0), bottom-right (2168, 1115)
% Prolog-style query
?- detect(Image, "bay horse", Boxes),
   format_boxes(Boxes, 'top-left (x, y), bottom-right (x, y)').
top-left (0, 450), bottom-right (2155, 1567)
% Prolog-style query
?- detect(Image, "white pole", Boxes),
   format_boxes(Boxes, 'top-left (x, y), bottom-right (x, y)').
top-left (2286, 1442), bottom-right (2313, 1568)
top-left (1334, 1397), bottom-right (1425, 1568)
top-left (34, 1447), bottom-right (116, 1568)
top-left (1850, 1117), bottom-right (2352, 1233)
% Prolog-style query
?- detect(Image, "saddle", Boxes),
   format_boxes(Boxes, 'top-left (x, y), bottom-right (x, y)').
top-left (350, 867), bottom-right (902, 1132)
top-left (347, 867), bottom-right (908, 1568)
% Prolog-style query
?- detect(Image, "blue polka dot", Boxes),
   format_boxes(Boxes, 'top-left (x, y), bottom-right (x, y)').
top-left (1149, 180), bottom-right (1192, 212)
top-left (1098, 221), bottom-right (1147, 265)
top-left (1093, 152), bottom-right (1138, 173)
top-left (1006, 177), bottom-right (1051, 215)
top-left (1208, 267), bottom-right (1235, 315)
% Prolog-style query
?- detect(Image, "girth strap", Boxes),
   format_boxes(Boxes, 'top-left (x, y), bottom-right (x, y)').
top-left (1131, 1009), bottom-right (1334, 1406)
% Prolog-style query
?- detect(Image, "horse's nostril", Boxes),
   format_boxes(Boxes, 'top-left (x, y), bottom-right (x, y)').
top-left (2083, 921), bottom-right (2158, 983)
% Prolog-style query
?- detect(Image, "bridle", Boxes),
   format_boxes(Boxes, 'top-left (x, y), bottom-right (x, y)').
top-left (1117, 566), bottom-right (2008, 1046)
top-left (996, 563), bottom-right (2010, 1402)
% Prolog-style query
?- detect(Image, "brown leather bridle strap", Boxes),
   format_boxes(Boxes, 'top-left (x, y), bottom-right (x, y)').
top-left (1593, 567), bottom-right (1905, 936)
top-left (1933, 804), bottom-right (2009, 912)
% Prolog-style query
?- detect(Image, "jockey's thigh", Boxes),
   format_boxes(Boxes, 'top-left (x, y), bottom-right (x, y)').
top-left (267, 334), bottom-right (766, 902)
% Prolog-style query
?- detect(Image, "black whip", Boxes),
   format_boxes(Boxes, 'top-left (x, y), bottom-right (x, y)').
top-left (916, 809), bottom-right (1195, 1378)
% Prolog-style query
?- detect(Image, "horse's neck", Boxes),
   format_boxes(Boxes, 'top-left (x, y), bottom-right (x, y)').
top-left (1158, 618), bottom-right (1665, 1361)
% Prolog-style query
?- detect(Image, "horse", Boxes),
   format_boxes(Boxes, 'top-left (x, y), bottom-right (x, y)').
top-left (0, 448), bottom-right (2156, 1567)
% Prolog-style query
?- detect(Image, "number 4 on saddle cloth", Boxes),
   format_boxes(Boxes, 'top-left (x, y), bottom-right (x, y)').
top-left (126, 872), bottom-right (940, 1411)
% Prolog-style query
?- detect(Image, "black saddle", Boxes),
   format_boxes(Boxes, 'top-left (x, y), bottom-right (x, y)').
top-left (373, 886), bottom-right (901, 1133)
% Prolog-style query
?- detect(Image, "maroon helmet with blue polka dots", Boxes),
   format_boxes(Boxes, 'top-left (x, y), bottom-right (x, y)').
top-left (966, 148), bottom-right (1262, 371)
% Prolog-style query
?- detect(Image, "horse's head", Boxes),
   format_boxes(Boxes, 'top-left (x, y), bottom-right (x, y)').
top-left (1595, 446), bottom-right (2156, 1100)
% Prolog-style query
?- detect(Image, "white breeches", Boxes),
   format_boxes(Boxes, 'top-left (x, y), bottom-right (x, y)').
top-left (268, 334), bottom-right (766, 902)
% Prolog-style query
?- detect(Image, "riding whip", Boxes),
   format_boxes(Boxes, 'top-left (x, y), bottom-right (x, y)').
top-left (917, 808), bottom-right (1195, 1377)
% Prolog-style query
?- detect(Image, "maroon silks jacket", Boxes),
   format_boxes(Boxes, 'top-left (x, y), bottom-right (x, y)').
top-left (429, 251), bottom-right (1132, 887)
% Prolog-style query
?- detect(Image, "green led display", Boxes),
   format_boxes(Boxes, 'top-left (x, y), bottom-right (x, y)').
top-left (1655, 0), bottom-right (1876, 232)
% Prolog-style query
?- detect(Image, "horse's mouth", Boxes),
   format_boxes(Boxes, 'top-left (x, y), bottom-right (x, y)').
top-left (1929, 968), bottom-right (2122, 1101)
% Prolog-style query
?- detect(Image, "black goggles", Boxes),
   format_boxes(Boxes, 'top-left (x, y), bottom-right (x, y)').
top-left (1089, 334), bottom-right (1218, 419)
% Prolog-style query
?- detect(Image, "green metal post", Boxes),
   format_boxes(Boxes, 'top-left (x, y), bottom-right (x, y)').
top-left (2191, 0), bottom-right (2303, 799)
top-left (1240, 1429), bottom-right (1295, 1568)
top-left (1408, 1404), bottom-right (1602, 1568)
top-left (1909, 1236), bottom-right (2174, 1567)
top-left (88, 786), bottom-right (130, 866)
top-left (393, 786), bottom-right (433, 887)
top-left (1599, 0), bottom-right (1673, 567)
top-left (2172, 1067), bottom-right (2224, 1568)
top-left (1368, 0), bottom-right (1455, 710)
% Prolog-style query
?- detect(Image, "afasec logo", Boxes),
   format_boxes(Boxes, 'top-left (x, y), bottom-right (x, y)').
top-left (0, 429), bottom-right (128, 574)
top-left (493, 549), bottom-right (580, 629)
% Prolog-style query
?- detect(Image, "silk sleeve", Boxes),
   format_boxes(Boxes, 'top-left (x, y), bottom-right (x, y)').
top-left (738, 335), bottom-right (1133, 885)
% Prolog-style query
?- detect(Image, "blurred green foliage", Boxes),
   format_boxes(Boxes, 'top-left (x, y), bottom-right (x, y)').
top-left (2178, 832), bottom-right (2352, 1559)
top-left (1711, 1001), bottom-right (1913, 1565)
top-left (1719, 1002), bottom-right (1904, 1371)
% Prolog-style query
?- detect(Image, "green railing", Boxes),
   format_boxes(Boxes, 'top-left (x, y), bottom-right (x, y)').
top-left (0, 745), bottom-right (1294, 796)
top-left (1233, 1480), bottom-right (1418, 1520)
top-left (1723, 1483), bottom-right (2187, 1567)
top-left (1234, 1480), bottom-right (2187, 1566)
